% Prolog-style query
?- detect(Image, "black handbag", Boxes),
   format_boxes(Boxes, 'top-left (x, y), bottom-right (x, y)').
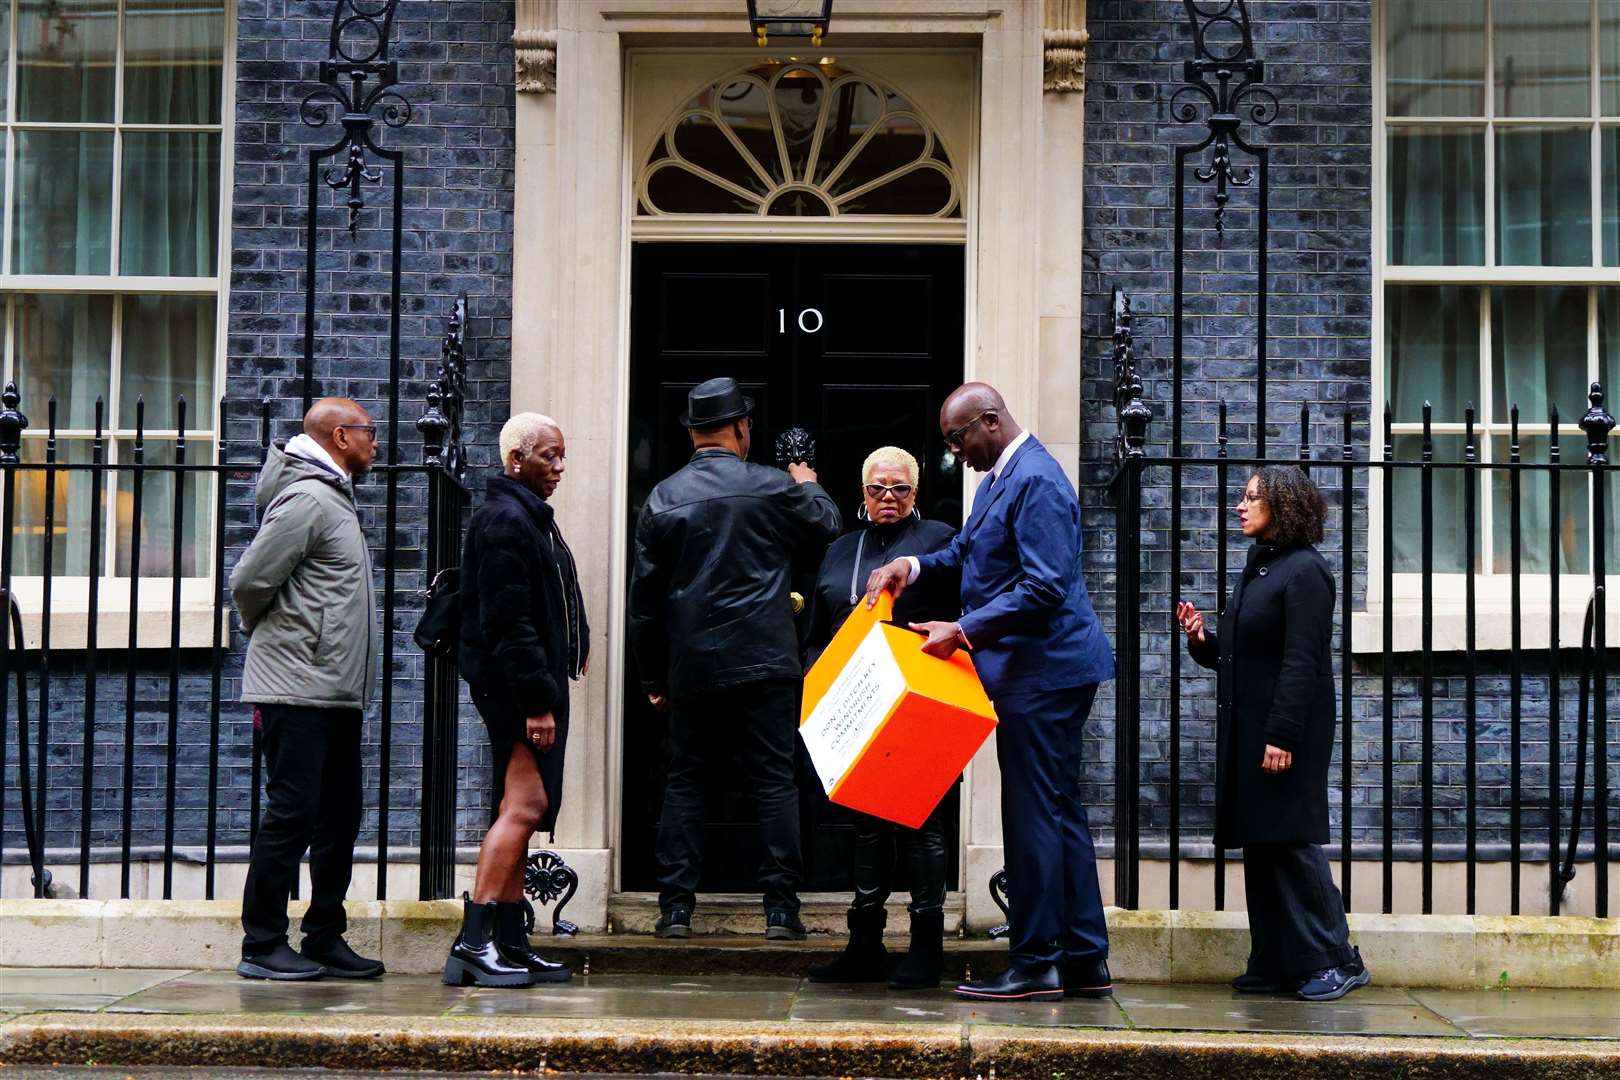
top-left (413, 567), bottom-right (460, 658)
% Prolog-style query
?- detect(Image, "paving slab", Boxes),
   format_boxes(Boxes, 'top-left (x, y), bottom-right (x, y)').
top-left (791, 979), bottom-right (1128, 1029)
top-left (1112, 981), bottom-right (1466, 1037)
top-left (449, 974), bottom-right (798, 1021)
top-left (109, 969), bottom-right (474, 1017)
top-left (1410, 988), bottom-right (1620, 1040)
top-left (0, 967), bottom-right (189, 1012)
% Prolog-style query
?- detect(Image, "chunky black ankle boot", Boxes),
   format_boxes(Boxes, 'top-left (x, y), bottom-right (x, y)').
top-left (808, 906), bottom-right (888, 983)
top-left (495, 902), bottom-right (571, 984)
top-left (888, 909), bottom-right (944, 990)
top-left (442, 895), bottom-right (535, 988)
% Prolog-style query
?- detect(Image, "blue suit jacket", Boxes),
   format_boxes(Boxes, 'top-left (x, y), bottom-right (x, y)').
top-left (916, 436), bottom-right (1115, 698)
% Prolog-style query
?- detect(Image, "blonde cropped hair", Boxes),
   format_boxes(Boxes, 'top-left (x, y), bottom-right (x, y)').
top-left (499, 412), bottom-right (560, 464)
top-left (861, 446), bottom-right (920, 487)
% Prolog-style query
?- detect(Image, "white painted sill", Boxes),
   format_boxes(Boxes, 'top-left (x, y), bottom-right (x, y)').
top-left (1351, 575), bottom-right (1620, 653)
top-left (6, 577), bottom-right (222, 650)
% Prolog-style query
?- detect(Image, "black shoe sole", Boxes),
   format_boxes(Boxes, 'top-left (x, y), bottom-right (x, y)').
top-left (765, 926), bottom-right (807, 941)
top-left (309, 962), bottom-right (385, 980)
top-left (655, 925), bottom-right (692, 939)
top-left (954, 986), bottom-right (1065, 1002)
top-left (1064, 984), bottom-right (1114, 998)
top-left (525, 967), bottom-right (572, 984)
top-left (237, 960), bottom-right (325, 981)
top-left (441, 956), bottom-right (535, 988)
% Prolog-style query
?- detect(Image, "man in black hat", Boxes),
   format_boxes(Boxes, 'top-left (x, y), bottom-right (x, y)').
top-left (629, 377), bottom-right (841, 940)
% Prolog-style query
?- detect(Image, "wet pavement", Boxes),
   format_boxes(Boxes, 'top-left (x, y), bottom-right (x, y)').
top-left (1, 968), bottom-right (1616, 1040)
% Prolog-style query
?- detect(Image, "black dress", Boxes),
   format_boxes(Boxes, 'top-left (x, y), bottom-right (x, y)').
top-left (1188, 541), bottom-right (1354, 980)
top-left (459, 475), bottom-right (589, 835)
top-left (802, 513), bottom-right (961, 913)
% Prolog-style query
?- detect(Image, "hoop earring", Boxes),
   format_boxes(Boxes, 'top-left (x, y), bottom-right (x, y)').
top-left (911, 507), bottom-right (921, 520)
top-left (856, 503), bottom-right (869, 522)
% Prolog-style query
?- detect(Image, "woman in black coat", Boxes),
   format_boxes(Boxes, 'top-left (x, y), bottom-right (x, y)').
top-left (1176, 465), bottom-right (1369, 1002)
top-left (802, 446), bottom-right (961, 990)
top-left (444, 413), bottom-right (589, 989)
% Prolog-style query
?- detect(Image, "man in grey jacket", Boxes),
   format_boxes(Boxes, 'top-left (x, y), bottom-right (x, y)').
top-left (231, 398), bottom-right (383, 981)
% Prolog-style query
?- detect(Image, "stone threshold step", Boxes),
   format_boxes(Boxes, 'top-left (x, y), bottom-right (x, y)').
top-left (605, 892), bottom-right (970, 936)
top-left (524, 933), bottom-right (1010, 979)
top-left (4, 1013), bottom-right (1617, 1079)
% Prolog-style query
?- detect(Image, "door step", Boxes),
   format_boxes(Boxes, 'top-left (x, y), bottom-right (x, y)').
top-left (607, 891), bottom-right (968, 936)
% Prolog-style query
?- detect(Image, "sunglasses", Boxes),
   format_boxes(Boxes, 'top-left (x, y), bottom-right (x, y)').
top-left (944, 411), bottom-right (991, 451)
top-left (864, 483), bottom-right (914, 500)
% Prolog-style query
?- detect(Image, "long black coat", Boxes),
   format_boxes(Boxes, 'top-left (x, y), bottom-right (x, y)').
top-left (1188, 542), bottom-right (1336, 849)
top-left (458, 475), bottom-right (589, 830)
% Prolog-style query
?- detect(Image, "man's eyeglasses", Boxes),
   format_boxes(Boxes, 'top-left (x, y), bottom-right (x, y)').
top-left (335, 424), bottom-right (378, 441)
top-left (864, 483), bottom-right (914, 500)
top-left (943, 411), bottom-right (992, 451)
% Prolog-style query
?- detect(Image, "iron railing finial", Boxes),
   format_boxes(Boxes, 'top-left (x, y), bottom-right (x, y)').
top-left (0, 382), bottom-right (27, 464)
top-left (1581, 382), bottom-right (1614, 466)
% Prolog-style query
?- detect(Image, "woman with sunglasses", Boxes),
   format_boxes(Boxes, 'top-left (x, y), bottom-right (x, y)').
top-left (801, 446), bottom-right (961, 989)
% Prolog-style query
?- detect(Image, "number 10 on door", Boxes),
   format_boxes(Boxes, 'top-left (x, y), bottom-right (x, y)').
top-left (779, 308), bottom-right (824, 334)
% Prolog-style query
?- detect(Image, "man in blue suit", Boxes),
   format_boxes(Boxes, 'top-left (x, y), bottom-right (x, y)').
top-left (866, 382), bottom-right (1115, 1002)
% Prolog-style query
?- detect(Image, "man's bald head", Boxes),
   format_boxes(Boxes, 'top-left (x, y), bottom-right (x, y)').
top-left (939, 381), bottom-right (1022, 473)
top-left (304, 397), bottom-right (377, 475)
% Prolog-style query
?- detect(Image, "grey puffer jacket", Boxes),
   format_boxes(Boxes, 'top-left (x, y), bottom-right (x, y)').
top-left (231, 444), bottom-right (380, 709)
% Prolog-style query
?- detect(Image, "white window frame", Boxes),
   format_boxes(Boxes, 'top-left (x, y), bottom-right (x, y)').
top-left (0, 0), bottom-right (235, 648)
top-left (1364, 0), bottom-right (1620, 652)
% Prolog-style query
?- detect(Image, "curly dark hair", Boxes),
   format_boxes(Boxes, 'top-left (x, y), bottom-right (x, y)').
top-left (1251, 465), bottom-right (1326, 547)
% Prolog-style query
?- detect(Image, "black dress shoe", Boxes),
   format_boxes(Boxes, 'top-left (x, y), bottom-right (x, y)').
top-left (301, 936), bottom-right (385, 979)
top-left (954, 964), bottom-right (1063, 1002)
top-left (765, 910), bottom-right (807, 941)
top-left (1062, 956), bottom-right (1113, 998)
top-left (238, 941), bottom-right (326, 981)
top-left (495, 902), bottom-right (571, 984)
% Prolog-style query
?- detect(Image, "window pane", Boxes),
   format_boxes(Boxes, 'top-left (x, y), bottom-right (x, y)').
top-left (123, 0), bottom-right (225, 124)
top-left (1605, 128), bottom-right (1620, 265)
top-left (114, 438), bottom-right (211, 577)
top-left (1386, 285), bottom-right (1479, 423)
top-left (13, 438), bottom-right (102, 577)
top-left (1496, 127), bottom-right (1593, 265)
top-left (1495, 0), bottom-right (1594, 116)
top-left (17, 0), bottom-right (117, 122)
top-left (120, 133), bottom-right (221, 276)
top-left (1490, 436), bottom-right (1591, 573)
top-left (1386, 128), bottom-right (1485, 264)
top-left (1603, 0), bottom-right (1620, 114)
top-left (13, 131), bottom-right (114, 275)
top-left (14, 294), bottom-right (113, 429)
top-left (1385, 0), bottom-right (1486, 116)
top-left (120, 295), bottom-right (216, 430)
top-left (1491, 286), bottom-right (1591, 422)
top-left (1392, 435), bottom-right (1476, 573)
top-left (1601, 287), bottom-right (1620, 399)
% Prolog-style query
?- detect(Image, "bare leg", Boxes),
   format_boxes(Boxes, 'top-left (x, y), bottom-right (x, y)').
top-left (472, 748), bottom-right (549, 904)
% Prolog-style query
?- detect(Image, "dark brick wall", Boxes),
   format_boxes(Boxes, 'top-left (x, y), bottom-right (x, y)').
top-left (1, 0), bottom-right (513, 868)
top-left (1080, 0), bottom-right (1619, 859)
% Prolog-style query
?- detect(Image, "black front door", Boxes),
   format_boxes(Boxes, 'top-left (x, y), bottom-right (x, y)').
top-left (622, 242), bottom-right (966, 894)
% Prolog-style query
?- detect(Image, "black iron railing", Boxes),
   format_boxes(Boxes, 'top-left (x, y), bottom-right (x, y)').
top-left (0, 297), bottom-right (470, 903)
top-left (1107, 287), bottom-right (1617, 918)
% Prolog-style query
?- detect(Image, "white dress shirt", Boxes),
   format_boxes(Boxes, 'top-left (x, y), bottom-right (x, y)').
top-left (902, 429), bottom-right (1031, 586)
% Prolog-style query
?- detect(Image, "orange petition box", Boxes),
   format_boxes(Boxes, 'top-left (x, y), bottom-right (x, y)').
top-left (799, 591), bottom-right (998, 829)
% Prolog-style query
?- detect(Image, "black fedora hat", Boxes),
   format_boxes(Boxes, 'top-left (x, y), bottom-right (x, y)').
top-left (680, 377), bottom-right (754, 429)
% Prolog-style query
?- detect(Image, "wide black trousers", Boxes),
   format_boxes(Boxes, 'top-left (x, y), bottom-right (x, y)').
top-left (1241, 841), bottom-right (1355, 980)
top-left (240, 705), bottom-right (363, 957)
top-left (656, 678), bottom-right (802, 915)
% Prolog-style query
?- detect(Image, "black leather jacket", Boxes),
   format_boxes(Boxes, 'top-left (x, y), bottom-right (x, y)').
top-left (629, 448), bottom-right (842, 699)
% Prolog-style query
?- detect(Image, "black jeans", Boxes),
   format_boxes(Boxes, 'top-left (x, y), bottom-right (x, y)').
top-left (240, 705), bottom-right (363, 957)
top-left (849, 801), bottom-right (947, 915)
top-left (1242, 841), bottom-right (1355, 980)
top-left (656, 679), bottom-right (802, 915)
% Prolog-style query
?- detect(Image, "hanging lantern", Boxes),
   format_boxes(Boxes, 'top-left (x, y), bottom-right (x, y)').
top-left (746, 0), bottom-right (832, 47)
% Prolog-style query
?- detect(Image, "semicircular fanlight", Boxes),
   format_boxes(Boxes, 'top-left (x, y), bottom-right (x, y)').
top-left (637, 62), bottom-right (961, 219)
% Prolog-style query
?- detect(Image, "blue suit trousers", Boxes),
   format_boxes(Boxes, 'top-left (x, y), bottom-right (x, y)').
top-left (994, 683), bottom-right (1109, 970)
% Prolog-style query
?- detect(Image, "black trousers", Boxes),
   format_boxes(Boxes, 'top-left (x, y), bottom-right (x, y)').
top-left (657, 678), bottom-right (802, 915)
top-left (1242, 841), bottom-right (1356, 979)
top-left (241, 705), bottom-right (363, 956)
top-left (995, 683), bottom-right (1109, 970)
top-left (849, 801), bottom-right (947, 915)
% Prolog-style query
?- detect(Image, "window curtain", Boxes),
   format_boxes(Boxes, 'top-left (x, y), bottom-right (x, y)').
top-left (1497, 129), bottom-right (1592, 266)
top-left (1387, 130), bottom-right (1485, 265)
